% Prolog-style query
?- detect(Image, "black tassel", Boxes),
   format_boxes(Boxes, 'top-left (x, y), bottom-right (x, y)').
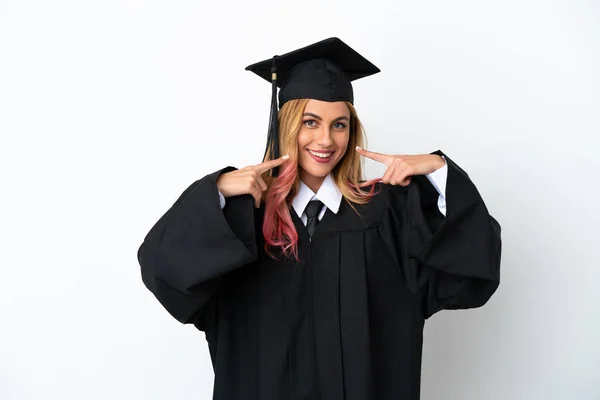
top-left (263, 55), bottom-right (280, 178)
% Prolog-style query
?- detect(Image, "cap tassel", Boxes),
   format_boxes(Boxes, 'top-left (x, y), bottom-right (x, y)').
top-left (263, 56), bottom-right (280, 178)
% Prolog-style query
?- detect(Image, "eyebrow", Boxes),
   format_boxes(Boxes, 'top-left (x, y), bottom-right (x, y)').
top-left (303, 113), bottom-right (349, 122)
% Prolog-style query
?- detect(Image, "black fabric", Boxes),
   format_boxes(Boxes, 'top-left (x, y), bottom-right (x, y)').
top-left (137, 150), bottom-right (501, 400)
top-left (305, 200), bottom-right (323, 238)
top-left (278, 58), bottom-right (354, 105)
top-left (245, 37), bottom-right (380, 107)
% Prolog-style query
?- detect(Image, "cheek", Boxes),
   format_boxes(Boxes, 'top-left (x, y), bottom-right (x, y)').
top-left (296, 133), bottom-right (308, 164)
top-left (334, 133), bottom-right (349, 161)
top-left (336, 132), bottom-right (350, 151)
top-left (297, 130), bottom-right (309, 149)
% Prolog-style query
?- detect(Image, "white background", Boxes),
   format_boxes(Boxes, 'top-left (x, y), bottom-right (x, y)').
top-left (1, 0), bottom-right (599, 399)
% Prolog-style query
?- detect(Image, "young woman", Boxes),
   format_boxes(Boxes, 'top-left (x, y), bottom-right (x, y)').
top-left (137, 38), bottom-right (501, 400)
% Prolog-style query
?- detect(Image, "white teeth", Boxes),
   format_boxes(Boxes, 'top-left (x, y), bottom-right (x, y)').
top-left (308, 150), bottom-right (332, 158)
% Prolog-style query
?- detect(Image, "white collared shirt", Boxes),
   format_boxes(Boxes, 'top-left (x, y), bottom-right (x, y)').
top-left (218, 158), bottom-right (448, 225)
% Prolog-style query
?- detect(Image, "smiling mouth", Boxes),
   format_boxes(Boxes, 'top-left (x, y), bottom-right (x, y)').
top-left (307, 149), bottom-right (334, 158)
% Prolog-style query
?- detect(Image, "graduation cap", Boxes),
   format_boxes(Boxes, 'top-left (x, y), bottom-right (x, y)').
top-left (245, 37), bottom-right (380, 177)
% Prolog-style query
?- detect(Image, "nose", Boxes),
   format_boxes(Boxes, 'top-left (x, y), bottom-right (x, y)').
top-left (314, 126), bottom-right (333, 147)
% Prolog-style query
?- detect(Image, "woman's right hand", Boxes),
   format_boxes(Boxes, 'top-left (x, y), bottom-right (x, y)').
top-left (216, 155), bottom-right (290, 208)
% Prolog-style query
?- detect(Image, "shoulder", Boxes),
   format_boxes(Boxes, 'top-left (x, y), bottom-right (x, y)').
top-left (352, 180), bottom-right (410, 202)
top-left (343, 181), bottom-right (403, 224)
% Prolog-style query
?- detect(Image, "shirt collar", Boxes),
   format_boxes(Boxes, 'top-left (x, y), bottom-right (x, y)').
top-left (292, 173), bottom-right (343, 219)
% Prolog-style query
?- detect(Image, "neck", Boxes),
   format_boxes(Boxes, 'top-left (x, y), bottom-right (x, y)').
top-left (300, 170), bottom-right (326, 194)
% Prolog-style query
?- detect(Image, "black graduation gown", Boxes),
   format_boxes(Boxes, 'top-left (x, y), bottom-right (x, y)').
top-left (137, 150), bottom-right (501, 400)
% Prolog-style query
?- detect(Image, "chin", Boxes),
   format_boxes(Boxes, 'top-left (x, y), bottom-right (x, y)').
top-left (299, 162), bottom-right (334, 179)
top-left (306, 169), bottom-right (330, 178)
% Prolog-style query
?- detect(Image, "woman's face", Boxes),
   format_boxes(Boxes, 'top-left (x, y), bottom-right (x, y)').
top-left (297, 99), bottom-right (350, 188)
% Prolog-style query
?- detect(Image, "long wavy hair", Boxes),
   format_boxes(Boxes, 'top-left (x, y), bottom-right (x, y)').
top-left (260, 98), bottom-right (381, 261)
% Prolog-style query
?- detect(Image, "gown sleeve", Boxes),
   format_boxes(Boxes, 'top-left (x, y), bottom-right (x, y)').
top-left (381, 150), bottom-right (502, 319)
top-left (137, 166), bottom-right (259, 328)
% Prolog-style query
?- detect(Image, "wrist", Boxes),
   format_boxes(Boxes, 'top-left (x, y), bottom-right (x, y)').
top-left (432, 155), bottom-right (445, 171)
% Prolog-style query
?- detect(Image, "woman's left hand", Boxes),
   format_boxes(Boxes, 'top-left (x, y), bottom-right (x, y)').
top-left (355, 146), bottom-right (446, 186)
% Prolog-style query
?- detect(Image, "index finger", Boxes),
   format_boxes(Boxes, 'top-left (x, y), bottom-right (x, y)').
top-left (254, 154), bottom-right (290, 174)
top-left (355, 147), bottom-right (393, 166)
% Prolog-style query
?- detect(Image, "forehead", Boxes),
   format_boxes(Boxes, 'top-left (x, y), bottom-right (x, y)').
top-left (304, 99), bottom-right (350, 117)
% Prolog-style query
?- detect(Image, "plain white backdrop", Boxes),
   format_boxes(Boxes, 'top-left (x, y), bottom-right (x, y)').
top-left (1, 0), bottom-right (599, 399)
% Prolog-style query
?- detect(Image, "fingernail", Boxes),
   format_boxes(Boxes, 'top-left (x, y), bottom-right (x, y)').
top-left (355, 146), bottom-right (362, 150)
top-left (282, 154), bottom-right (289, 159)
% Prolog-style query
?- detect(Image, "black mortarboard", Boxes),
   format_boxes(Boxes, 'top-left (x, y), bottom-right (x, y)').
top-left (245, 37), bottom-right (380, 177)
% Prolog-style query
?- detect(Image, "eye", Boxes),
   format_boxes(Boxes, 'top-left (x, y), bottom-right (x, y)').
top-left (303, 119), bottom-right (317, 127)
top-left (333, 122), bottom-right (347, 129)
